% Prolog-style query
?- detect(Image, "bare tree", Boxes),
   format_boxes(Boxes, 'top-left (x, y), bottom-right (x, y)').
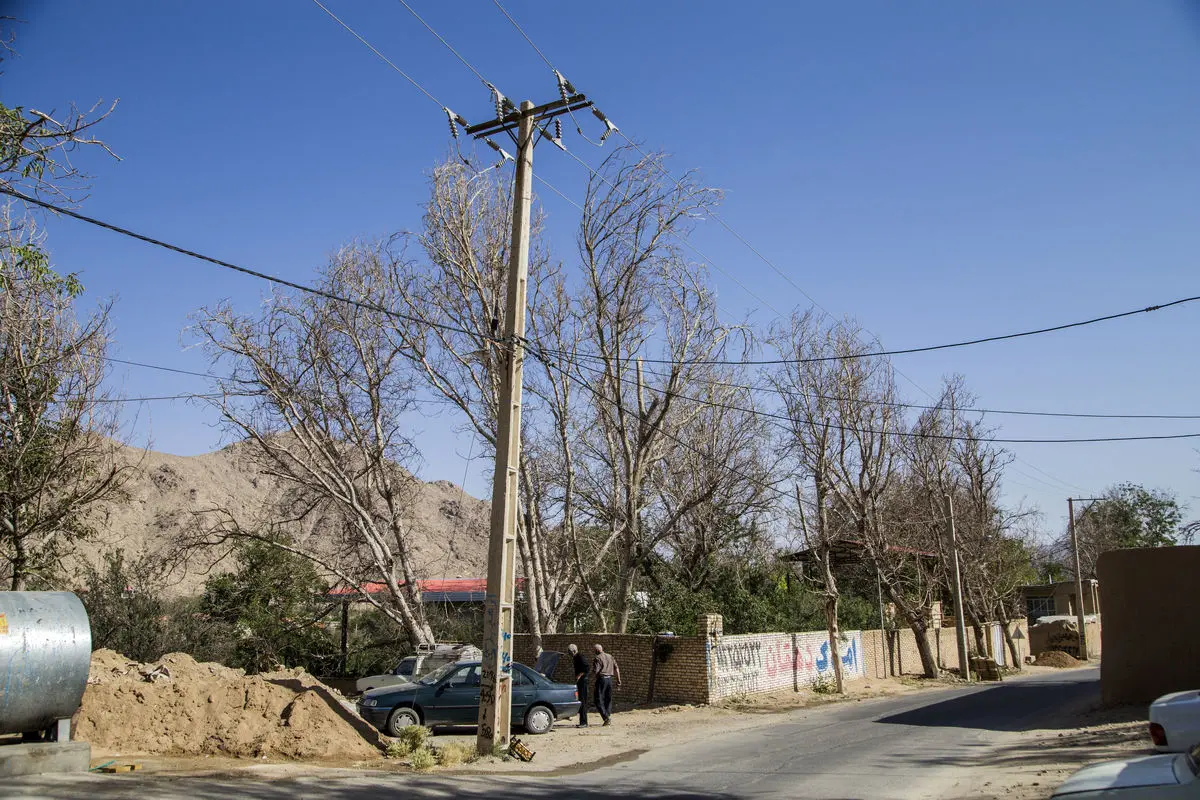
top-left (1, 19), bottom-right (118, 205)
top-left (0, 210), bottom-right (130, 589)
top-left (194, 243), bottom-right (435, 645)
top-left (570, 146), bottom-right (764, 632)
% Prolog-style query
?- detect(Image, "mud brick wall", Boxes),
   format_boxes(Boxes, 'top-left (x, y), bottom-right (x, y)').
top-left (513, 632), bottom-right (709, 706)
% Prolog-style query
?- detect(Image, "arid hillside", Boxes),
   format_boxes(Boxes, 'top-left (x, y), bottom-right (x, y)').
top-left (78, 440), bottom-right (490, 595)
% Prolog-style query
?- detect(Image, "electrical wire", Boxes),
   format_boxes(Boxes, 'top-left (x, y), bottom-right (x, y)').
top-left (310, 0), bottom-right (448, 110)
top-left (485, 3), bottom-right (1102, 491)
top-left (533, 293), bottom-right (1200, 367)
top-left (533, 349), bottom-right (1200, 445)
top-left (585, 356), bottom-right (1200, 421)
top-left (395, 0), bottom-right (493, 91)
top-left (1, 187), bottom-right (506, 344)
top-left (90, 393), bottom-right (221, 403)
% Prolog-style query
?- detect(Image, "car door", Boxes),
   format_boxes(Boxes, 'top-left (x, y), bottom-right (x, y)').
top-left (511, 665), bottom-right (537, 722)
top-left (427, 664), bottom-right (481, 726)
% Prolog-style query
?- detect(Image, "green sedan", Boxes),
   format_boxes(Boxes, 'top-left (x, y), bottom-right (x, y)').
top-left (357, 660), bottom-right (581, 737)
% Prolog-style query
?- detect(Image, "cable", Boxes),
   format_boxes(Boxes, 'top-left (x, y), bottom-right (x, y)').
top-left (90, 393), bottom-right (221, 403)
top-left (311, 0), bottom-right (448, 110)
top-left (490, 0), bottom-right (554, 71)
top-left (533, 172), bottom-right (787, 319)
top-left (395, 0), bottom-right (492, 90)
top-left (534, 293), bottom-right (1200, 367)
top-left (106, 357), bottom-right (219, 380)
top-left (485, 5), bottom-right (1110, 490)
top-left (534, 349), bottom-right (1200, 445)
top-left (2, 187), bottom-right (505, 344)
top-left (586, 356), bottom-right (1200, 421)
top-left (104, 354), bottom-right (464, 408)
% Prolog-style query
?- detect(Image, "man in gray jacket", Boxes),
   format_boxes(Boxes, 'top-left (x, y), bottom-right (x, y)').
top-left (591, 643), bottom-right (622, 726)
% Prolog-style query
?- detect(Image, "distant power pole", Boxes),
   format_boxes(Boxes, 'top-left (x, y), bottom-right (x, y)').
top-left (1066, 497), bottom-right (1101, 661)
top-left (946, 493), bottom-right (971, 682)
top-left (466, 92), bottom-right (593, 757)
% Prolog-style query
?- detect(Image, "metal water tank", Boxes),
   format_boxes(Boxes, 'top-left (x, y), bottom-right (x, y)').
top-left (0, 592), bottom-right (92, 736)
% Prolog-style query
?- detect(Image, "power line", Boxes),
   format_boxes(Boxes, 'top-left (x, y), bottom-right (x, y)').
top-left (106, 357), bottom-right (219, 380)
top-left (310, 0), bottom-right (447, 110)
top-left (1, 187), bottom-right (504, 344)
top-left (535, 350), bottom-right (1200, 445)
top-left (90, 393), bottom-right (220, 403)
top-left (484, 2), bottom-right (1103, 494)
top-left (586, 356), bottom-right (1200, 421)
top-left (395, 0), bottom-right (493, 91)
top-left (534, 293), bottom-right (1200, 367)
top-left (104, 355), bottom-right (465, 408)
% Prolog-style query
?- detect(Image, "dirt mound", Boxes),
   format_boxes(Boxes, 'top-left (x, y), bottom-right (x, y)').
top-left (1034, 650), bottom-right (1082, 668)
top-left (77, 650), bottom-right (384, 760)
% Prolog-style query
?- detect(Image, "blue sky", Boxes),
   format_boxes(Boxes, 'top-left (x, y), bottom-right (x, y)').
top-left (6, 1), bottom-right (1200, 537)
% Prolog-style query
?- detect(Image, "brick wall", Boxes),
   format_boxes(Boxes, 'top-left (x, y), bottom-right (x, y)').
top-left (512, 631), bottom-right (709, 706)
top-left (515, 614), bottom-right (1031, 707)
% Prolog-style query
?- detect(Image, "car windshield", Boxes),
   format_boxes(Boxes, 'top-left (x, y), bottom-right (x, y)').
top-left (1188, 743), bottom-right (1200, 777)
top-left (418, 662), bottom-right (461, 686)
top-left (393, 658), bottom-right (414, 676)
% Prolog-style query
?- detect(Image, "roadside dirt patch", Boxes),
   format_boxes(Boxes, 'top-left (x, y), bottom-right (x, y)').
top-left (1033, 651), bottom-right (1082, 668)
top-left (77, 650), bottom-right (384, 761)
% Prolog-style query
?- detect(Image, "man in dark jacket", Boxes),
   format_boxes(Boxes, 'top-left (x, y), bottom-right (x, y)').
top-left (569, 643), bottom-right (589, 727)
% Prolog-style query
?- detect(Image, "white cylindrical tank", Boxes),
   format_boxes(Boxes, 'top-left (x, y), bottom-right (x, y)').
top-left (0, 592), bottom-right (92, 737)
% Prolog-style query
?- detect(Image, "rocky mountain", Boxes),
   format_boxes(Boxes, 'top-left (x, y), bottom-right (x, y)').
top-left (78, 440), bottom-right (490, 595)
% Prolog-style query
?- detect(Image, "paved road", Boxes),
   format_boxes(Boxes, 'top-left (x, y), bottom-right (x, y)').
top-left (9, 667), bottom-right (1100, 800)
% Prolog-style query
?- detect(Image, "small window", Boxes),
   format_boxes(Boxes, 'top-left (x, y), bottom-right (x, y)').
top-left (1026, 596), bottom-right (1055, 621)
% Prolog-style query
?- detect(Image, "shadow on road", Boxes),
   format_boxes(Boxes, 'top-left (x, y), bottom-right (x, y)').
top-left (877, 672), bottom-right (1101, 732)
top-left (46, 777), bottom-right (742, 800)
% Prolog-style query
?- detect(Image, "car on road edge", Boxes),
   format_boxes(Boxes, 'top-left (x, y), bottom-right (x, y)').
top-left (1052, 742), bottom-right (1200, 798)
top-left (1151, 691), bottom-right (1200, 753)
top-left (357, 660), bottom-right (581, 737)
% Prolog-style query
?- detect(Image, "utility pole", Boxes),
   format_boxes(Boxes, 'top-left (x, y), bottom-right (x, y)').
top-left (1066, 497), bottom-right (1101, 661)
top-left (467, 92), bottom-right (593, 757)
top-left (946, 493), bottom-right (971, 681)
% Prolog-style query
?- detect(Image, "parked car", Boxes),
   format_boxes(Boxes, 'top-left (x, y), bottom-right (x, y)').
top-left (1151, 691), bottom-right (1200, 753)
top-left (355, 642), bottom-right (481, 694)
top-left (1051, 742), bottom-right (1200, 798)
top-left (356, 660), bottom-right (581, 737)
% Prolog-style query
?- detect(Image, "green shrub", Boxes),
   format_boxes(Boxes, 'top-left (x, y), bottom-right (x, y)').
top-left (408, 747), bottom-right (436, 771)
top-left (810, 672), bottom-right (838, 695)
top-left (396, 724), bottom-right (429, 752)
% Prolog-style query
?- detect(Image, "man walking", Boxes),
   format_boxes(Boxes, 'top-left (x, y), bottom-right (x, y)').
top-left (591, 643), bottom-right (622, 726)
top-left (569, 644), bottom-right (589, 727)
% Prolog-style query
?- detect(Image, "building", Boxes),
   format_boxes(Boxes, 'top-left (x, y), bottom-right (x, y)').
top-left (1019, 579), bottom-right (1100, 623)
top-left (1099, 545), bottom-right (1200, 704)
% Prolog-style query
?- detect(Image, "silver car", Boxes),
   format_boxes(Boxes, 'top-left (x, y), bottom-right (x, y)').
top-left (1052, 742), bottom-right (1200, 798)
top-left (355, 643), bottom-right (481, 694)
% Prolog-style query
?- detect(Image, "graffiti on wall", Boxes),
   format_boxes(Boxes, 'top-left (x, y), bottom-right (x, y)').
top-left (712, 631), bottom-right (866, 698)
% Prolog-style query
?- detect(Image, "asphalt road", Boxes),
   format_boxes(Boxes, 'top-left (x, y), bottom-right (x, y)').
top-left (9, 667), bottom-right (1101, 800)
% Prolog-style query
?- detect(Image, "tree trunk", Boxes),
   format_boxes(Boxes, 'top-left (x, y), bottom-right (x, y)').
top-left (821, 549), bottom-right (844, 694)
top-left (909, 619), bottom-right (938, 678)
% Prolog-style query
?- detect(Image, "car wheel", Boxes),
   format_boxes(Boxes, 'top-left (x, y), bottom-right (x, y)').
top-left (386, 707), bottom-right (421, 736)
top-left (524, 704), bottom-right (554, 735)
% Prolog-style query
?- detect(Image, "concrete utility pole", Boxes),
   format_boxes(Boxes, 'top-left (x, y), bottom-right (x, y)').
top-left (1066, 497), bottom-right (1100, 661)
top-left (466, 92), bottom-right (594, 757)
top-left (946, 493), bottom-right (971, 681)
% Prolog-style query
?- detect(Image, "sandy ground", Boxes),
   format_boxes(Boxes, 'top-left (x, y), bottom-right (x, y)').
top-left (83, 674), bottom-right (929, 778)
top-left (82, 662), bottom-right (1142, 799)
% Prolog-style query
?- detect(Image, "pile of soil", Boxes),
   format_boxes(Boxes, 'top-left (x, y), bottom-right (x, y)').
top-left (1034, 650), bottom-right (1082, 668)
top-left (77, 649), bottom-right (384, 760)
